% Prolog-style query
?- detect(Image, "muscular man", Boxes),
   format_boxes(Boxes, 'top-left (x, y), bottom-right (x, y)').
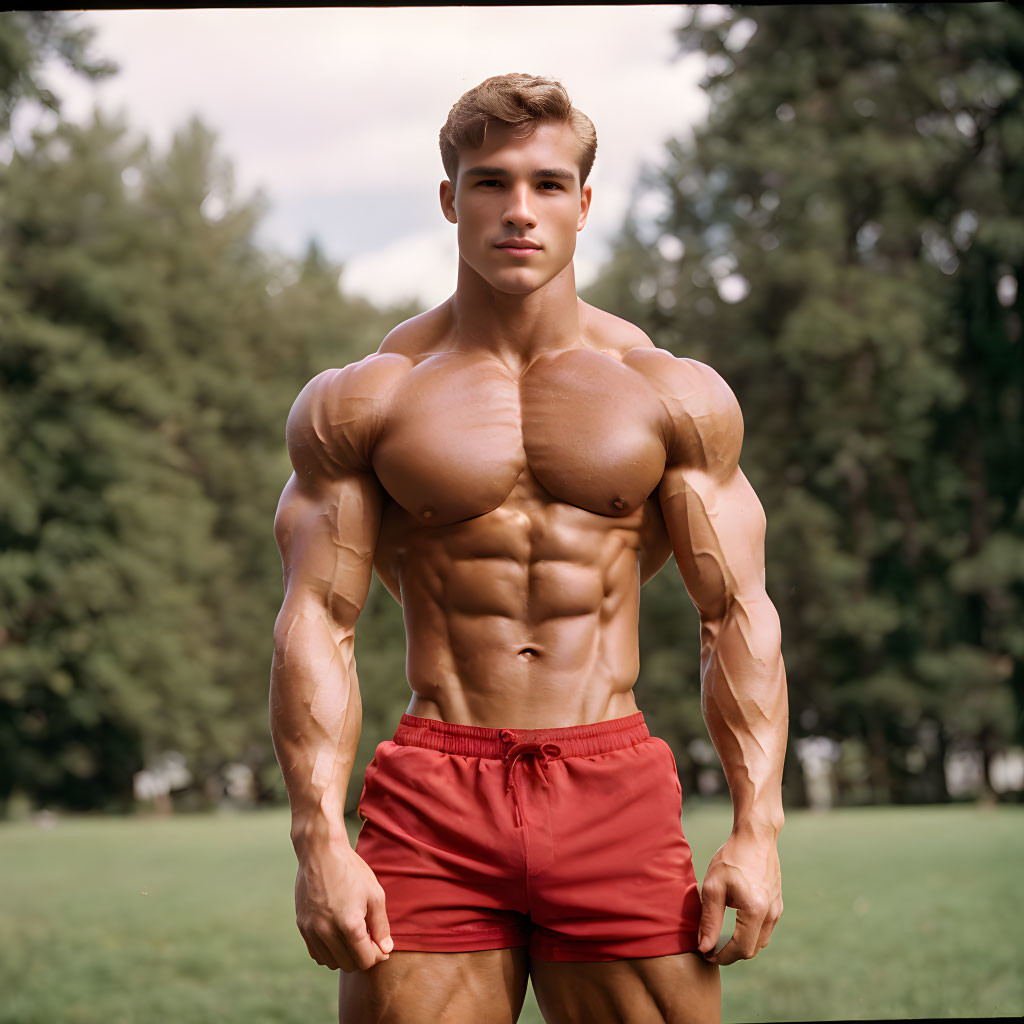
top-left (270, 74), bottom-right (787, 1024)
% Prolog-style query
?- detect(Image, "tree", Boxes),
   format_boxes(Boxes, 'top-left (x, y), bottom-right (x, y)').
top-left (586, 3), bottom-right (1024, 803)
top-left (0, 104), bottom-right (415, 811)
top-left (0, 11), bottom-right (115, 135)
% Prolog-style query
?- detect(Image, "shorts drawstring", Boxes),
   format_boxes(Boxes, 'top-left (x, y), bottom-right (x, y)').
top-left (500, 732), bottom-right (562, 827)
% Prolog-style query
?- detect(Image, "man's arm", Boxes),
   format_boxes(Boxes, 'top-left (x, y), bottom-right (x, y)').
top-left (656, 357), bottom-right (788, 966)
top-left (270, 368), bottom-right (392, 973)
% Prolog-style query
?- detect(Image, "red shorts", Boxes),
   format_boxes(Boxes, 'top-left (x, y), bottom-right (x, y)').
top-left (355, 712), bottom-right (702, 961)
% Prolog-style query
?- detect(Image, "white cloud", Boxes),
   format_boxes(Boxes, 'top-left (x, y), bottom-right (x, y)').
top-left (343, 227), bottom-right (458, 310)
top-left (41, 7), bottom-right (709, 306)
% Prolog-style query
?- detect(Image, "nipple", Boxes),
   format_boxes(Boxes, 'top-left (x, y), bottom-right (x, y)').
top-left (421, 507), bottom-right (434, 521)
top-left (611, 497), bottom-right (625, 511)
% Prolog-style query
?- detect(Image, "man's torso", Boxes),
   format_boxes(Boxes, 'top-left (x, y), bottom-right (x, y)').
top-left (319, 300), bottom-right (711, 727)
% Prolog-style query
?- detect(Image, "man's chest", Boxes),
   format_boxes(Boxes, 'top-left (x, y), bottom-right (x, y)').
top-left (370, 349), bottom-right (669, 525)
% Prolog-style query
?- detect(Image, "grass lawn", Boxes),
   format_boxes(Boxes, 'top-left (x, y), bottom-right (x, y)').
top-left (1, 803), bottom-right (1021, 1023)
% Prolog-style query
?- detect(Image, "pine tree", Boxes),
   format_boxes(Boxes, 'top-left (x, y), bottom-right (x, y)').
top-left (587, 3), bottom-right (1024, 803)
top-left (0, 106), bottom-right (416, 810)
top-left (0, 11), bottom-right (115, 134)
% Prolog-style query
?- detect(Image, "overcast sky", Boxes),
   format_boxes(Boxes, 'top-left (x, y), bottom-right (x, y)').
top-left (40, 7), bottom-right (715, 308)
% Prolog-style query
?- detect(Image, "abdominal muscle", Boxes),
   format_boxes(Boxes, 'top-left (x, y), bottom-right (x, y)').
top-left (376, 473), bottom-right (647, 729)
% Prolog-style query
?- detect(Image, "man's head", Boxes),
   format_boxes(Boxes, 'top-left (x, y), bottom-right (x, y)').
top-left (438, 74), bottom-right (596, 297)
top-left (439, 73), bottom-right (597, 188)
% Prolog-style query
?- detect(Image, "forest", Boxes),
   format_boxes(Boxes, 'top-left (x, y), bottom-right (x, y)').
top-left (1, 6), bottom-right (1021, 814)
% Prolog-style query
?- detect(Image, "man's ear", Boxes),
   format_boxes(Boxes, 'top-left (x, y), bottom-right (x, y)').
top-left (440, 179), bottom-right (457, 224)
top-left (577, 183), bottom-right (592, 233)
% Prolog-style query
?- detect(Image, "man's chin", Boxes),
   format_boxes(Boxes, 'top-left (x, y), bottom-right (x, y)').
top-left (494, 279), bottom-right (545, 297)
top-left (486, 266), bottom-right (568, 297)
top-left (458, 255), bottom-right (572, 297)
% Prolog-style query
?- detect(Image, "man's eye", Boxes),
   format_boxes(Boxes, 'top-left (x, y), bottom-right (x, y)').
top-left (539, 181), bottom-right (564, 191)
top-left (479, 179), bottom-right (502, 187)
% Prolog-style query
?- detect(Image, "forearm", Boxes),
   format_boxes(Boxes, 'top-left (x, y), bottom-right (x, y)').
top-left (700, 591), bottom-right (788, 839)
top-left (270, 603), bottom-right (361, 859)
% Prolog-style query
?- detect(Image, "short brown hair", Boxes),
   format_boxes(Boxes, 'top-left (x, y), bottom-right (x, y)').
top-left (439, 73), bottom-right (597, 186)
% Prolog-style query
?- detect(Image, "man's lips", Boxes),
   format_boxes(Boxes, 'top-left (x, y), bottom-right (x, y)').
top-left (495, 239), bottom-right (542, 256)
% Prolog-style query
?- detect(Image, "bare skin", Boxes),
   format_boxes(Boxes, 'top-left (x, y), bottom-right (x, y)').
top-left (270, 119), bottom-right (787, 1023)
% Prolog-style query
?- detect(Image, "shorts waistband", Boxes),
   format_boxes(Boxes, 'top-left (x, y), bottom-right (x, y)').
top-left (393, 712), bottom-right (650, 759)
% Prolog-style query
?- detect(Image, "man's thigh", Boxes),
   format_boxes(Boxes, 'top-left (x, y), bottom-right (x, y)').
top-left (530, 952), bottom-right (720, 1024)
top-left (339, 948), bottom-right (530, 1024)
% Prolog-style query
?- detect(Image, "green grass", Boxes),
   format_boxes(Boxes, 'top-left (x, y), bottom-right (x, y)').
top-left (1, 804), bottom-right (1021, 1023)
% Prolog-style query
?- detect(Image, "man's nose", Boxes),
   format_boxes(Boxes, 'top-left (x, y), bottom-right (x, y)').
top-left (502, 185), bottom-right (536, 229)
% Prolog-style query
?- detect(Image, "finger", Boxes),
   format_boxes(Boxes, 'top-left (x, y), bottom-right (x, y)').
top-left (710, 907), bottom-right (763, 966)
top-left (341, 919), bottom-right (389, 971)
top-left (697, 879), bottom-right (726, 955)
top-left (304, 931), bottom-right (340, 971)
top-left (335, 949), bottom-right (360, 974)
top-left (366, 892), bottom-right (394, 955)
top-left (757, 897), bottom-right (783, 949)
top-left (319, 929), bottom-right (362, 973)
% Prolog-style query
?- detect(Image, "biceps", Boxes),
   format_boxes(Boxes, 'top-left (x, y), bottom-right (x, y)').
top-left (658, 465), bottom-right (767, 621)
top-left (274, 471), bottom-right (383, 632)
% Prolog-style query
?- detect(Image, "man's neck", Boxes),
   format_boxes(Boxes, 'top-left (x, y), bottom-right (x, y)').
top-left (448, 260), bottom-right (583, 374)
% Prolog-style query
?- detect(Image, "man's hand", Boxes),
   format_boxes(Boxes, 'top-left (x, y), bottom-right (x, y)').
top-left (295, 844), bottom-right (393, 972)
top-left (697, 831), bottom-right (783, 965)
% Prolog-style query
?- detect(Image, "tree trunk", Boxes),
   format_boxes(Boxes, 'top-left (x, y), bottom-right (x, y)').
top-left (979, 726), bottom-right (1000, 804)
top-left (929, 723), bottom-right (952, 804)
top-left (867, 719), bottom-right (893, 804)
top-left (782, 741), bottom-right (809, 809)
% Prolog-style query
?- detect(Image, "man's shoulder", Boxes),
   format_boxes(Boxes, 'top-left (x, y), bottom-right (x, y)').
top-left (643, 352), bottom-right (741, 476)
top-left (294, 303), bottom-right (453, 418)
top-left (291, 350), bottom-right (407, 425)
top-left (286, 339), bottom-right (424, 480)
top-left (295, 301), bottom-right (450, 409)
top-left (585, 315), bottom-right (741, 474)
top-left (629, 348), bottom-right (737, 412)
top-left (378, 302), bottom-right (453, 360)
top-left (582, 303), bottom-right (734, 398)
top-left (580, 302), bottom-right (655, 359)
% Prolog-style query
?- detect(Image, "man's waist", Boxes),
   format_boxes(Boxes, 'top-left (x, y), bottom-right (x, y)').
top-left (392, 711), bottom-right (650, 759)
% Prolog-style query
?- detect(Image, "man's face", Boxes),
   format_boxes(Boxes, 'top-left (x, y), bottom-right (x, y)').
top-left (440, 121), bottom-right (592, 296)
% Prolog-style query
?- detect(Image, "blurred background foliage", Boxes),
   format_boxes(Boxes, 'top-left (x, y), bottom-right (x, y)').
top-left (587, 1), bottom-right (1024, 807)
top-left (0, 5), bottom-right (1021, 816)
